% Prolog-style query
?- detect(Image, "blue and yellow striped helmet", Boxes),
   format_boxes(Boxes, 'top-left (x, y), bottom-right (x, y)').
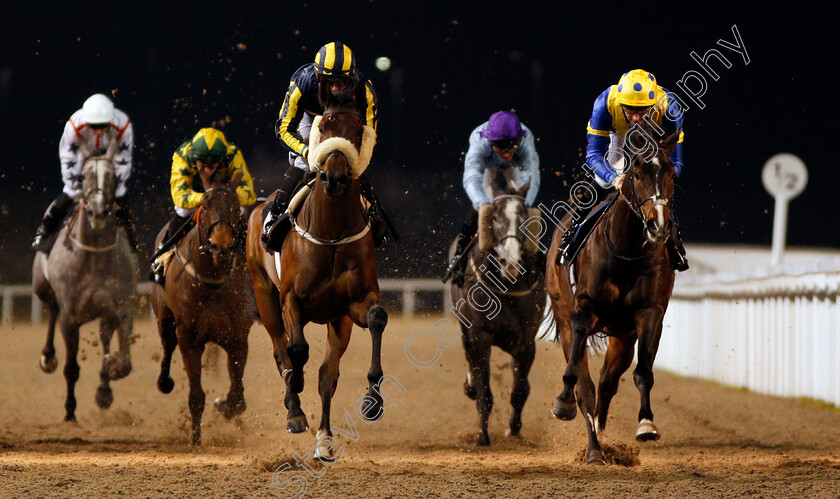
top-left (314, 41), bottom-right (356, 77)
top-left (616, 69), bottom-right (658, 107)
top-left (189, 128), bottom-right (229, 164)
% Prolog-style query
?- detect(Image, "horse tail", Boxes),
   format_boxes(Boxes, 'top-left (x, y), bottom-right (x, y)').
top-left (587, 334), bottom-right (608, 355)
top-left (536, 294), bottom-right (559, 343)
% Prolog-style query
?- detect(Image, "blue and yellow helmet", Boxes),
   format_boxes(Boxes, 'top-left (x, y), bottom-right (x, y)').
top-left (314, 41), bottom-right (356, 77)
top-left (189, 128), bottom-right (229, 164)
top-left (616, 69), bottom-right (658, 107)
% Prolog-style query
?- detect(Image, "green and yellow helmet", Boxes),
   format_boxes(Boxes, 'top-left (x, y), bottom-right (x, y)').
top-left (616, 69), bottom-right (658, 107)
top-left (189, 128), bottom-right (229, 164)
top-left (313, 41), bottom-right (356, 77)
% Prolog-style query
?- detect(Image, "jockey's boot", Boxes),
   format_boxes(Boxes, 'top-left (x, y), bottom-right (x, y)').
top-left (359, 174), bottom-right (388, 248)
top-left (443, 210), bottom-right (478, 286)
top-left (32, 193), bottom-right (74, 251)
top-left (150, 214), bottom-right (191, 285)
top-left (557, 224), bottom-right (578, 266)
top-left (262, 166), bottom-right (306, 252)
top-left (114, 197), bottom-right (138, 254)
top-left (668, 226), bottom-right (689, 272)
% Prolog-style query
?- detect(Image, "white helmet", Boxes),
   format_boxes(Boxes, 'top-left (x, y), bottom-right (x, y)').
top-left (82, 93), bottom-right (115, 124)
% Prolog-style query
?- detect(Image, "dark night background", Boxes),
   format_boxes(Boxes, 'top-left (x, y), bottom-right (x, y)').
top-left (0, 2), bottom-right (836, 283)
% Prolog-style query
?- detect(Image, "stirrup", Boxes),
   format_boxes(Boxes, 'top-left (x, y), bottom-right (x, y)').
top-left (263, 212), bottom-right (292, 252)
top-left (150, 262), bottom-right (165, 286)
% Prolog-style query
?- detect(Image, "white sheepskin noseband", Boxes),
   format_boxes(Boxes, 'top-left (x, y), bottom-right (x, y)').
top-left (307, 115), bottom-right (376, 178)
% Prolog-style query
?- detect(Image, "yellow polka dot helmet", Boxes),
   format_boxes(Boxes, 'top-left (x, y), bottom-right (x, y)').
top-left (616, 69), bottom-right (658, 107)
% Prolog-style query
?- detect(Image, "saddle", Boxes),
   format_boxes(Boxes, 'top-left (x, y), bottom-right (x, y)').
top-left (563, 193), bottom-right (617, 267)
top-left (37, 204), bottom-right (80, 254)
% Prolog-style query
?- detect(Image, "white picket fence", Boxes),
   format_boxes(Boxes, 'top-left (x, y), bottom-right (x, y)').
top-left (659, 257), bottom-right (840, 406)
top-left (0, 279), bottom-right (450, 325)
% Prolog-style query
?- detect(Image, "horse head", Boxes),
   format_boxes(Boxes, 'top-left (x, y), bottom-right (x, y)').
top-left (624, 127), bottom-right (680, 246)
top-left (487, 171), bottom-right (532, 280)
top-left (81, 157), bottom-right (116, 230)
top-left (196, 169), bottom-right (242, 264)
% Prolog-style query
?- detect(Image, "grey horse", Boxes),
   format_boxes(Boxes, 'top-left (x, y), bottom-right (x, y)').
top-left (449, 173), bottom-right (546, 446)
top-left (32, 156), bottom-right (137, 421)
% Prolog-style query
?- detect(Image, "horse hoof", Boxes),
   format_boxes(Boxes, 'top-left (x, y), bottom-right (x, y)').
top-left (360, 393), bottom-right (383, 422)
top-left (476, 433), bottom-right (490, 447)
top-left (157, 376), bottom-right (175, 394)
top-left (95, 386), bottom-right (114, 409)
top-left (286, 415), bottom-right (309, 434)
top-left (40, 355), bottom-right (58, 373)
top-left (635, 419), bottom-right (660, 442)
top-left (463, 374), bottom-right (476, 400)
top-left (64, 414), bottom-right (76, 423)
top-left (314, 438), bottom-right (336, 462)
top-left (551, 399), bottom-right (577, 421)
top-left (191, 432), bottom-right (201, 446)
top-left (107, 357), bottom-right (132, 380)
top-left (214, 397), bottom-right (246, 419)
top-left (505, 426), bottom-right (522, 438)
top-left (587, 449), bottom-right (606, 465)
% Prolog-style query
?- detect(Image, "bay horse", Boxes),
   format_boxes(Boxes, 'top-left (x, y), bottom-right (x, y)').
top-left (545, 127), bottom-right (681, 464)
top-left (450, 173), bottom-right (545, 446)
top-left (151, 169), bottom-right (254, 445)
top-left (246, 81), bottom-right (386, 460)
top-left (32, 156), bottom-right (137, 421)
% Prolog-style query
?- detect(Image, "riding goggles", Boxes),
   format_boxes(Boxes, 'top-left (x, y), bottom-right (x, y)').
top-left (489, 138), bottom-right (522, 152)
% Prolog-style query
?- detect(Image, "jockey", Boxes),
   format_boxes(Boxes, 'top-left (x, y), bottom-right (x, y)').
top-left (33, 93), bottom-right (137, 252)
top-left (263, 41), bottom-right (389, 251)
top-left (443, 110), bottom-right (540, 286)
top-left (150, 128), bottom-right (255, 284)
top-left (559, 69), bottom-right (688, 271)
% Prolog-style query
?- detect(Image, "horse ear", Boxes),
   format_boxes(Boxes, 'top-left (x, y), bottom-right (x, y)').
top-left (490, 170), bottom-right (506, 198)
top-left (517, 178), bottom-right (531, 199)
top-left (228, 169), bottom-right (243, 190)
top-left (660, 129), bottom-right (681, 156)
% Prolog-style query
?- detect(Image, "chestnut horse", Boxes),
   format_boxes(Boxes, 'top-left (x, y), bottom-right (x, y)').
top-left (450, 173), bottom-right (545, 446)
top-left (33, 156), bottom-right (137, 421)
top-left (246, 83), bottom-right (386, 460)
top-left (545, 127), bottom-right (681, 464)
top-left (151, 169), bottom-right (254, 445)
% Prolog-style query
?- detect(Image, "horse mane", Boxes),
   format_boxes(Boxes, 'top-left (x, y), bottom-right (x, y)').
top-left (317, 76), bottom-right (366, 113)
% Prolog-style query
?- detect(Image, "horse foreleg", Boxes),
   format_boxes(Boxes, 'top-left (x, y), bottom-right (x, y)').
top-left (462, 329), bottom-right (493, 446)
top-left (595, 335), bottom-right (637, 437)
top-left (553, 295), bottom-right (595, 422)
top-left (95, 317), bottom-right (117, 409)
top-left (256, 282), bottom-right (306, 433)
top-left (349, 291), bottom-right (387, 422)
top-left (39, 297), bottom-right (60, 373)
top-left (634, 306), bottom-right (665, 442)
top-left (178, 337), bottom-right (205, 445)
top-left (156, 309), bottom-right (177, 394)
top-left (214, 338), bottom-right (248, 420)
top-left (282, 293), bottom-right (309, 395)
top-left (107, 311), bottom-right (133, 380)
top-left (508, 340), bottom-right (535, 438)
top-left (60, 320), bottom-right (81, 422)
top-left (315, 317), bottom-right (352, 460)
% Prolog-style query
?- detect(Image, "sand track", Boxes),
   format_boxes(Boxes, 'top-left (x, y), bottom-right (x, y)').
top-left (1, 317), bottom-right (839, 497)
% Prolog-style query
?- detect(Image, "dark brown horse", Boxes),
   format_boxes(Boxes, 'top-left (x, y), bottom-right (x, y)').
top-left (33, 156), bottom-right (137, 421)
top-left (151, 169), bottom-right (254, 445)
top-left (450, 173), bottom-right (545, 446)
top-left (246, 82), bottom-right (386, 460)
top-left (545, 128), bottom-right (681, 464)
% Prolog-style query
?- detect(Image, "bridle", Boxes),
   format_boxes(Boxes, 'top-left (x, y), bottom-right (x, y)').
top-left (174, 186), bottom-right (238, 288)
top-left (605, 155), bottom-right (673, 261)
top-left (467, 193), bottom-right (539, 296)
top-left (70, 159), bottom-right (118, 252)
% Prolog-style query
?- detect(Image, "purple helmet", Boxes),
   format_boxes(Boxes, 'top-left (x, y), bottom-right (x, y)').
top-left (480, 110), bottom-right (526, 141)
